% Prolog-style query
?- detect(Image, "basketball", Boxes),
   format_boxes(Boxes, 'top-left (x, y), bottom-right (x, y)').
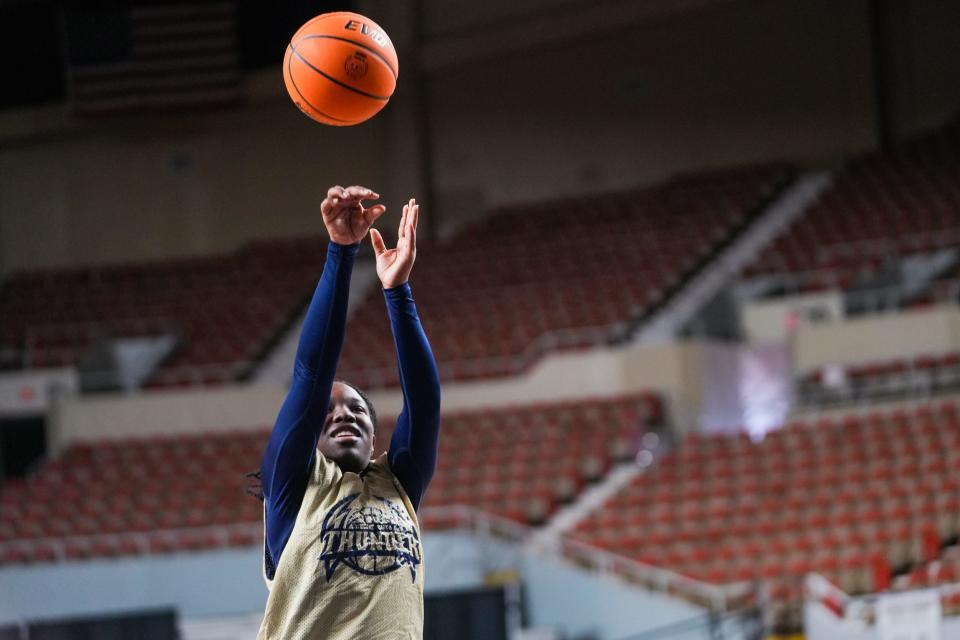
top-left (283, 12), bottom-right (399, 126)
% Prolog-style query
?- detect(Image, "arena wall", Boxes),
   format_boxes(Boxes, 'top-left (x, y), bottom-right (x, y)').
top-left (0, 533), bottom-right (703, 639)
top-left (2, 1), bottom-right (957, 273)
top-left (45, 301), bottom-right (960, 448)
top-left (425, 0), bottom-right (877, 207)
top-left (49, 341), bottom-right (704, 449)
top-left (419, 0), bottom-right (960, 143)
top-left (0, 102), bottom-right (386, 272)
top-left (792, 305), bottom-right (960, 374)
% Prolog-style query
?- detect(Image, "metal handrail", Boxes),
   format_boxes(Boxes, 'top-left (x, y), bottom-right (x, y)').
top-left (341, 321), bottom-right (629, 388)
top-left (814, 228), bottom-right (960, 263)
top-left (10, 318), bottom-right (631, 390)
top-left (0, 505), bottom-right (753, 613)
top-left (421, 505), bottom-right (755, 613)
top-left (0, 521), bottom-right (262, 562)
top-left (806, 571), bottom-right (960, 616)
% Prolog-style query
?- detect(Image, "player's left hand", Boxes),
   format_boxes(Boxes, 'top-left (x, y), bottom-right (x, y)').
top-left (370, 198), bottom-right (418, 289)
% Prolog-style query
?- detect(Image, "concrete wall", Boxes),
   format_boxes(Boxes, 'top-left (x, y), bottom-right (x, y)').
top-left (50, 340), bottom-right (707, 448)
top-left (0, 547), bottom-right (266, 623)
top-left (418, 0), bottom-right (960, 145)
top-left (47, 304), bottom-right (960, 447)
top-left (2, 0), bottom-right (957, 274)
top-left (742, 291), bottom-right (845, 345)
top-left (792, 305), bottom-right (960, 374)
top-left (426, 0), bottom-right (877, 207)
top-left (883, 0), bottom-right (960, 139)
top-left (0, 101), bottom-right (387, 272)
top-left (0, 532), bottom-right (703, 640)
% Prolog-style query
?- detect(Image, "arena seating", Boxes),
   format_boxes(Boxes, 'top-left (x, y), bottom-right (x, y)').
top-left (797, 351), bottom-right (960, 407)
top-left (339, 164), bottom-right (791, 387)
top-left (419, 393), bottom-right (661, 528)
top-left (568, 400), bottom-right (960, 628)
top-left (0, 430), bottom-right (265, 564)
top-left (0, 392), bottom-right (661, 565)
top-left (1, 166), bottom-right (787, 389)
top-left (743, 123), bottom-right (960, 300)
top-left (0, 236), bottom-right (328, 387)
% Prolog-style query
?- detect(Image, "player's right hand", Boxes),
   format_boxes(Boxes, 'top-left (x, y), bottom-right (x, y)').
top-left (320, 185), bottom-right (386, 245)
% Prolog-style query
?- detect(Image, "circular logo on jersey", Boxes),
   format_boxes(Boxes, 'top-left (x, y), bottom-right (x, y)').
top-left (318, 493), bottom-right (422, 582)
top-left (344, 52), bottom-right (369, 80)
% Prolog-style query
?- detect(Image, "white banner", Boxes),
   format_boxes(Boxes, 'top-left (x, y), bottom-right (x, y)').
top-left (0, 369), bottom-right (77, 416)
top-left (876, 589), bottom-right (941, 640)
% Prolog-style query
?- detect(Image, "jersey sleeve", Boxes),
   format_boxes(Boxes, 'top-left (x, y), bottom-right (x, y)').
top-left (384, 283), bottom-right (441, 510)
top-left (259, 241), bottom-right (358, 577)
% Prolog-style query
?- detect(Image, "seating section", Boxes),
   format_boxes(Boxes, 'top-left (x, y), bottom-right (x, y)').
top-left (420, 393), bottom-right (661, 527)
top-left (0, 392), bottom-right (661, 565)
top-left (798, 351), bottom-right (960, 407)
top-left (339, 165), bottom-right (790, 387)
top-left (744, 124), bottom-right (960, 297)
top-left (568, 401), bottom-right (960, 629)
top-left (0, 237), bottom-right (327, 386)
top-left (0, 430), bottom-right (266, 564)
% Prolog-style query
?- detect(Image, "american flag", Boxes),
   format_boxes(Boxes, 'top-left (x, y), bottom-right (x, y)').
top-left (63, 2), bottom-right (242, 116)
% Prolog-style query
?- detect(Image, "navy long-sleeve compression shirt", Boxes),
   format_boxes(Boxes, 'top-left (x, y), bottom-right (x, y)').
top-left (259, 242), bottom-right (440, 576)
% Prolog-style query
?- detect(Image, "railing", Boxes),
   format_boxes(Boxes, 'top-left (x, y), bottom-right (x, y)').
top-left (420, 504), bottom-right (531, 542)
top-left (614, 607), bottom-right (764, 640)
top-left (0, 521), bottom-right (262, 563)
top-left (342, 321), bottom-right (630, 389)
top-left (843, 278), bottom-right (960, 315)
top-left (0, 505), bottom-right (756, 615)
top-left (559, 537), bottom-right (756, 613)
top-left (795, 358), bottom-right (960, 410)
top-left (10, 317), bottom-right (632, 391)
top-left (747, 272), bottom-right (960, 317)
top-left (21, 316), bottom-right (182, 370)
top-left (144, 361), bottom-right (253, 387)
top-left (805, 572), bottom-right (960, 625)
top-left (814, 228), bottom-right (960, 264)
top-left (421, 505), bottom-right (757, 614)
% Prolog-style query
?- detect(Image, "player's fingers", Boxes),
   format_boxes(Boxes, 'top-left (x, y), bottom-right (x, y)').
top-left (370, 228), bottom-right (387, 255)
top-left (410, 203), bottom-right (419, 234)
top-left (407, 211), bottom-right (417, 251)
top-left (364, 204), bottom-right (386, 225)
top-left (346, 185), bottom-right (379, 201)
top-left (398, 204), bottom-right (408, 239)
top-left (407, 199), bottom-right (417, 237)
top-left (327, 185), bottom-right (343, 199)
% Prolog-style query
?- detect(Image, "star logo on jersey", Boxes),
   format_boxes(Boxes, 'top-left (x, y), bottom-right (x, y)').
top-left (318, 493), bottom-right (422, 582)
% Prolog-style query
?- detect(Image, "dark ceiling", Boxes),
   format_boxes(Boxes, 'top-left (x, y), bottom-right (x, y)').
top-left (0, 0), bottom-right (352, 110)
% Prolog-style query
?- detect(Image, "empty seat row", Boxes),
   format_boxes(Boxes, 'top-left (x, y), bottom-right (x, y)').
top-left (0, 392), bottom-right (662, 565)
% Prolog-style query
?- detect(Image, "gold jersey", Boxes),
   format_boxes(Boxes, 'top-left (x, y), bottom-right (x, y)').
top-left (257, 451), bottom-right (424, 640)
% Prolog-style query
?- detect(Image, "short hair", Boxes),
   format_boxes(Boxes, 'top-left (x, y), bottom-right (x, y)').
top-left (246, 380), bottom-right (378, 502)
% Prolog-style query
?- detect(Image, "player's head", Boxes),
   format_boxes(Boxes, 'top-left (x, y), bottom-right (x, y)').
top-left (318, 380), bottom-right (378, 473)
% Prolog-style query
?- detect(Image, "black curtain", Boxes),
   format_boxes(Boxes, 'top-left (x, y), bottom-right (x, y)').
top-left (425, 587), bottom-right (509, 640)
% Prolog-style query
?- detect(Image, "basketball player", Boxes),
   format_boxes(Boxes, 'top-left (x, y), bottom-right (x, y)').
top-left (256, 186), bottom-right (441, 639)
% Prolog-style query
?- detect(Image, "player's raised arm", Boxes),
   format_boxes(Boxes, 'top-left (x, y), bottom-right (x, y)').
top-left (259, 185), bottom-right (384, 576)
top-left (371, 199), bottom-right (442, 509)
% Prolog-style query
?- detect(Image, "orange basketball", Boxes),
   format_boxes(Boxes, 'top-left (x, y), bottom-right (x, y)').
top-left (282, 12), bottom-right (398, 126)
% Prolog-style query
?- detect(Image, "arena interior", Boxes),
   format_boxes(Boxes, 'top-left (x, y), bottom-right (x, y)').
top-left (1, 0), bottom-right (960, 638)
